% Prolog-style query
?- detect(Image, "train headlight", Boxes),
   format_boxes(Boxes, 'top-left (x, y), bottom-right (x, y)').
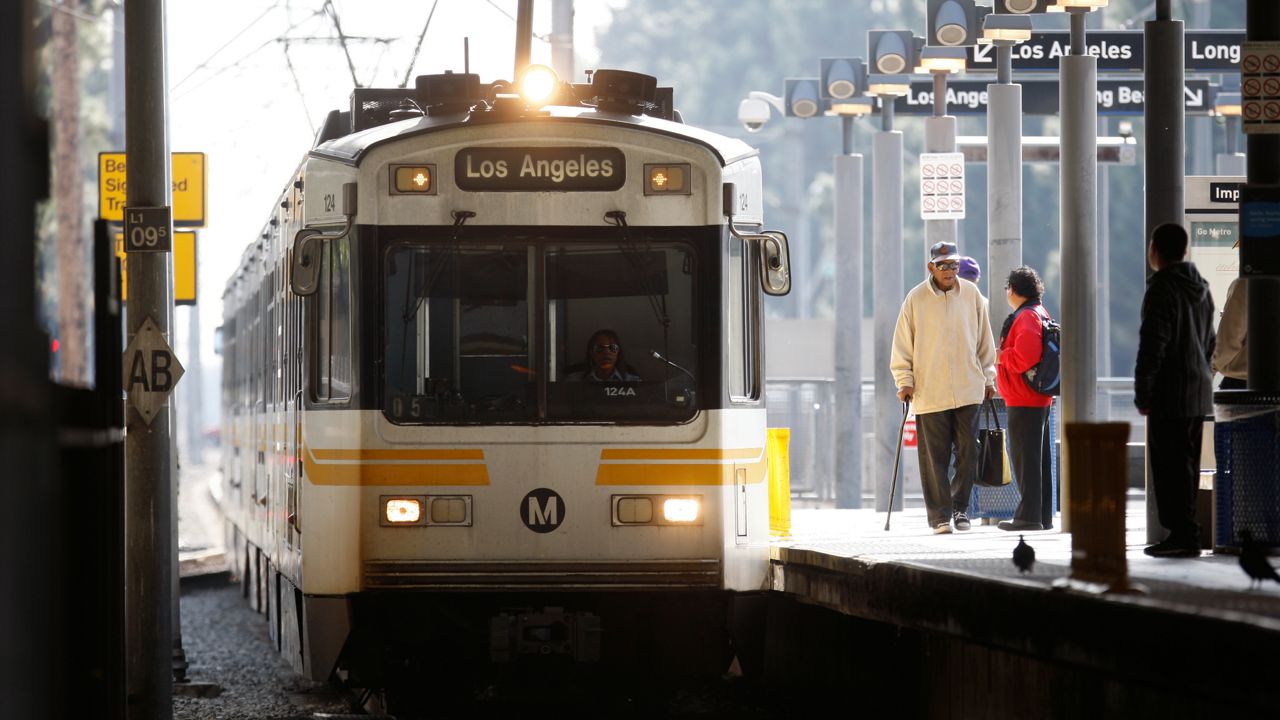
top-left (390, 164), bottom-right (437, 195)
top-left (662, 497), bottom-right (700, 524)
top-left (519, 64), bottom-right (559, 106)
top-left (616, 497), bottom-right (654, 524)
top-left (644, 164), bottom-right (690, 195)
top-left (384, 498), bottom-right (422, 524)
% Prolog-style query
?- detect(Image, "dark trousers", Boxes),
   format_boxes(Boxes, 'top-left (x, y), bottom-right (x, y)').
top-left (916, 404), bottom-right (980, 527)
top-left (1007, 405), bottom-right (1053, 527)
top-left (1220, 376), bottom-right (1247, 390)
top-left (1148, 415), bottom-right (1204, 545)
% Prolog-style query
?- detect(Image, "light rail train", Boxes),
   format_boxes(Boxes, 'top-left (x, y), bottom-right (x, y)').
top-left (219, 65), bottom-right (790, 694)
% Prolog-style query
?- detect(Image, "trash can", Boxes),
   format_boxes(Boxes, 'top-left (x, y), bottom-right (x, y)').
top-left (968, 398), bottom-right (1059, 521)
top-left (1213, 391), bottom-right (1280, 553)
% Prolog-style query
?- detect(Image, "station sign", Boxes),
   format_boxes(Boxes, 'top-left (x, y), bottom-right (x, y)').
top-left (122, 315), bottom-right (185, 426)
top-left (895, 78), bottom-right (1212, 116)
top-left (454, 147), bottom-right (625, 192)
top-left (1241, 41), bottom-right (1280, 135)
top-left (919, 152), bottom-right (966, 221)
top-left (115, 231), bottom-right (197, 305)
top-left (964, 30), bottom-right (1244, 73)
top-left (98, 151), bottom-right (207, 226)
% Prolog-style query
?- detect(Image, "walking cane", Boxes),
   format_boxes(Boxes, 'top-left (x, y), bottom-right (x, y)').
top-left (884, 400), bottom-right (911, 531)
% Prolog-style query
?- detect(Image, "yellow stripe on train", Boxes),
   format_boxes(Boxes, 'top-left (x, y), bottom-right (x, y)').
top-left (303, 446), bottom-right (491, 486)
top-left (595, 447), bottom-right (766, 486)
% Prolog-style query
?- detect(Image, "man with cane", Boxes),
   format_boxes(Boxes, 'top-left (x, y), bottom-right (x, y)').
top-left (890, 241), bottom-right (997, 534)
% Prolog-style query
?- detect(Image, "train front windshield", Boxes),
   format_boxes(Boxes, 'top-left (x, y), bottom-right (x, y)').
top-left (382, 231), bottom-right (703, 424)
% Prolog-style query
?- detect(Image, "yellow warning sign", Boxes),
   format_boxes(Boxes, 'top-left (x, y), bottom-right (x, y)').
top-left (98, 152), bottom-right (207, 226)
top-left (116, 231), bottom-right (197, 304)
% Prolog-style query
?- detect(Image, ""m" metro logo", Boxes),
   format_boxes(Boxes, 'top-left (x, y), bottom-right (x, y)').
top-left (521, 488), bottom-right (565, 534)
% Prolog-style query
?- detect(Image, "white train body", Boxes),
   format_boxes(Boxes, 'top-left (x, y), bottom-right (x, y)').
top-left (220, 77), bottom-right (783, 685)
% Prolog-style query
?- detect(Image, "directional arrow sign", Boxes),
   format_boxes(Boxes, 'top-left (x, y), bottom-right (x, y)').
top-left (896, 78), bottom-right (1212, 116)
top-left (123, 315), bottom-right (184, 425)
top-left (963, 29), bottom-right (1243, 73)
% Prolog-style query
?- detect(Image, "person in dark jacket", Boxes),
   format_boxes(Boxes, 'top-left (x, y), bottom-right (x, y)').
top-left (1135, 223), bottom-right (1216, 558)
top-left (997, 266), bottom-right (1055, 532)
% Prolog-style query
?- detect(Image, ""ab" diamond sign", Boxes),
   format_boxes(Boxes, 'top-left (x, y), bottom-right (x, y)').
top-left (122, 315), bottom-right (185, 425)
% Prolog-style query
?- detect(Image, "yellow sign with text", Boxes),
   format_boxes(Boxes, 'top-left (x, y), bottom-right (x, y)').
top-left (116, 231), bottom-right (197, 305)
top-left (99, 152), bottom-right (206, 226)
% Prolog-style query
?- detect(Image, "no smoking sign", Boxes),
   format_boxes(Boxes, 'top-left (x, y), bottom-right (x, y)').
top-left (919, 152), bottom-right (966, 221)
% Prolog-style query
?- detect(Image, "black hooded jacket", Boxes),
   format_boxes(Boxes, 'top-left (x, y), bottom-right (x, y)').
top-left (1134, 262), bottom-right (1216, 416)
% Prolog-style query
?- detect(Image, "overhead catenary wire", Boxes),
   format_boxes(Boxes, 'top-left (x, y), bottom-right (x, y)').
top-left (323, 0), bottom-right (361, 88)
top-left (281, 41), bottom-right (316, 137)
top-left (400, 0), bottom-right (441, 88)
top-left (483, 0), bottom-right (550, 42)
top-left (171, 2), bottom-right (283, 92)
top-left (172, 6), bottom-right (326, 101)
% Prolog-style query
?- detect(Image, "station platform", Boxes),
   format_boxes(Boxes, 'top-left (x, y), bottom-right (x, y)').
top-left (177, 461), bottom-right (226, 580)
top-left (768, 502), bottom-right (1280, 714)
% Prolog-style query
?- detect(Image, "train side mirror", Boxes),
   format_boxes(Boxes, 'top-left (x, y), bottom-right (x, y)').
top-left (758, 231), bottom-right (791, 296)
top-left (290, 231), bottom-right (324, 296)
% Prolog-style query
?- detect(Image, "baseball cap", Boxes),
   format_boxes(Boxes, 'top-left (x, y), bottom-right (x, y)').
top-left (958, 256), bottom-right (981, 282)
top-left (929, 241), bottom-right (961, 263)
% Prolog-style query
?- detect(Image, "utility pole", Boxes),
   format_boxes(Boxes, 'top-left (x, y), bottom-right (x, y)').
top-left (514, 0), bottom-right (533, 78)
top-left (53, 0), bottom-right (87, 385)
top-left (871, 83), bottom-right (906, 512)
top-left (124, 0), bottom-right (176, 717)
top-left (551, 0), bottom-right (574, 81)
top-left (834, 115), bottom-right (864, 509)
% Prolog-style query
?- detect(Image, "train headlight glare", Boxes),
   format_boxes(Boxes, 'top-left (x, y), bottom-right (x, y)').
top-left (392, 165), bottom-right (436, 194)
top-left (663, 498), bottom-right (700, 523)
top-left (645, 164), bottom-right (689, 195)
top-left (519, 64), bottom-right (559, 106)
top-left (385, 498), bottom-right (422, 523)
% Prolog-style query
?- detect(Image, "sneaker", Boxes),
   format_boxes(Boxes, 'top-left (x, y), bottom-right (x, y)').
top-left (933, 522), bottom-right (953, 535)
top-left (998, 519), bottom-right (1044, 532)
top-left (952, 511), bottom-right (971, 532)
top-left (1143, 540), bottom-right (1200, 558)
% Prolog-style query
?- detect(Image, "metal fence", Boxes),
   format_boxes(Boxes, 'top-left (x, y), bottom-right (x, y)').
top-left (766, 377), bottom-right (1143, 505)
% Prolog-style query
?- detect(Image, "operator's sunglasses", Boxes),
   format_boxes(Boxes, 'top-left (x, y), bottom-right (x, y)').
top-left (592, 343), bottom-right (620, 353)
top-left (934, 260), bottom-right (959, 271)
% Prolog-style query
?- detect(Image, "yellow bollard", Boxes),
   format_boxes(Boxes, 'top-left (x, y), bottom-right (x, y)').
top-left (767, 428), bottom-right (791, 537)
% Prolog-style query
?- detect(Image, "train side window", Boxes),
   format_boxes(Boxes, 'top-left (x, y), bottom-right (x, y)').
top-left (315, 236), bottom-right (353, 403)
top-left (728, 236), bottom-right (758, 401)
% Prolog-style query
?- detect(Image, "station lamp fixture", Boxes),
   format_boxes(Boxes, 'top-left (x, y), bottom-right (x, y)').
top-left (1215, 90), bottom-right (1242, 117)
top-left (994, 0), bottom-right (1050, 12)
top-left (821, 58), bottom-right (868, 100)
top-left (784, 78), bottom-right (823, 118)
top-left (928, 0), bottom-right (982, 47)
top-left (867, 73), bottom-right (913, 98)
top-left (869, 30), bottom-right (922, 75)
top-left (827, 96), bottom-right (877, 117)
top-left (980, 13), bottom-right (1034, 43)
top-left (1048, 0), bottom-right (1109, 11)
top-left (915, 46), bottom-right (968, 74)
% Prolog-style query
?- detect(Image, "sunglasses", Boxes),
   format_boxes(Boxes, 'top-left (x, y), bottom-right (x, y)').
top-left (934, 261), bottom-right (959, 271)
top-left (592, 343), bottom-right (620, 353)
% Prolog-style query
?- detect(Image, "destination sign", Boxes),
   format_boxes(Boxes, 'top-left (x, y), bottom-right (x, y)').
top-left (895, 78), bottom-right (1212, 117)
top-left (964, 30), bottom-right (1244, 73)
top-left (454, 147), bottom-right (625, 192)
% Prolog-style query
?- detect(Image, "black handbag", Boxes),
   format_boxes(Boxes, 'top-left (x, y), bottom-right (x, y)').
top-left (975, 399), bottom-right (1011, 488)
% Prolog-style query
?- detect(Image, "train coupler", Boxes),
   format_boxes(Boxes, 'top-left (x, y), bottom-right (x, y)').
top-left (488, 607), bottom-right (602, 663)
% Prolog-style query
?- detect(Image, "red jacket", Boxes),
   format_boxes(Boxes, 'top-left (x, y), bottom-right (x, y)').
top-left (997, 305), bottom-right (1054, 408)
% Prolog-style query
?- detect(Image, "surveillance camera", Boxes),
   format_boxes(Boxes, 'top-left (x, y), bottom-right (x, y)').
top-left (737, 98), bottom-right (770, 132)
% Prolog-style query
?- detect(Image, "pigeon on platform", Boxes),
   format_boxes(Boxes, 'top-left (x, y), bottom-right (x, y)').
top-left (1013, 535), bottom-right (1035, 574)
top-left (1240, 529), bottom-right (1280, 590)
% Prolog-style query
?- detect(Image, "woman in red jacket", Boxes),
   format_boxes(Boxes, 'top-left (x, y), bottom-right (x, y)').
top-left (997, 266), bottom-right (1055, 532)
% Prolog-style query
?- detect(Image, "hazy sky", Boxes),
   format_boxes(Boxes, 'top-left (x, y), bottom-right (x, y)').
top-left (165, 1), bottom-right (617, 363)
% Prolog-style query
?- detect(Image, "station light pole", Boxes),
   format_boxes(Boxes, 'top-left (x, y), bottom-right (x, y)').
top-left (867, 65), bottom-right (912, 511)
top-left (980, 13), bottom-right (1033, 331)
top-left (1053, 0), bottom-right (1107, 532)
top-left (922, 0), bottom-right (981, 261)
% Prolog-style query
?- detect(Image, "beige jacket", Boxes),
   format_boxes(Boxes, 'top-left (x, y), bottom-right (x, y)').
top-left (891, 277), bottom-right (997, 415)
top-left (1212, 277), bottom-right (1247, 380)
